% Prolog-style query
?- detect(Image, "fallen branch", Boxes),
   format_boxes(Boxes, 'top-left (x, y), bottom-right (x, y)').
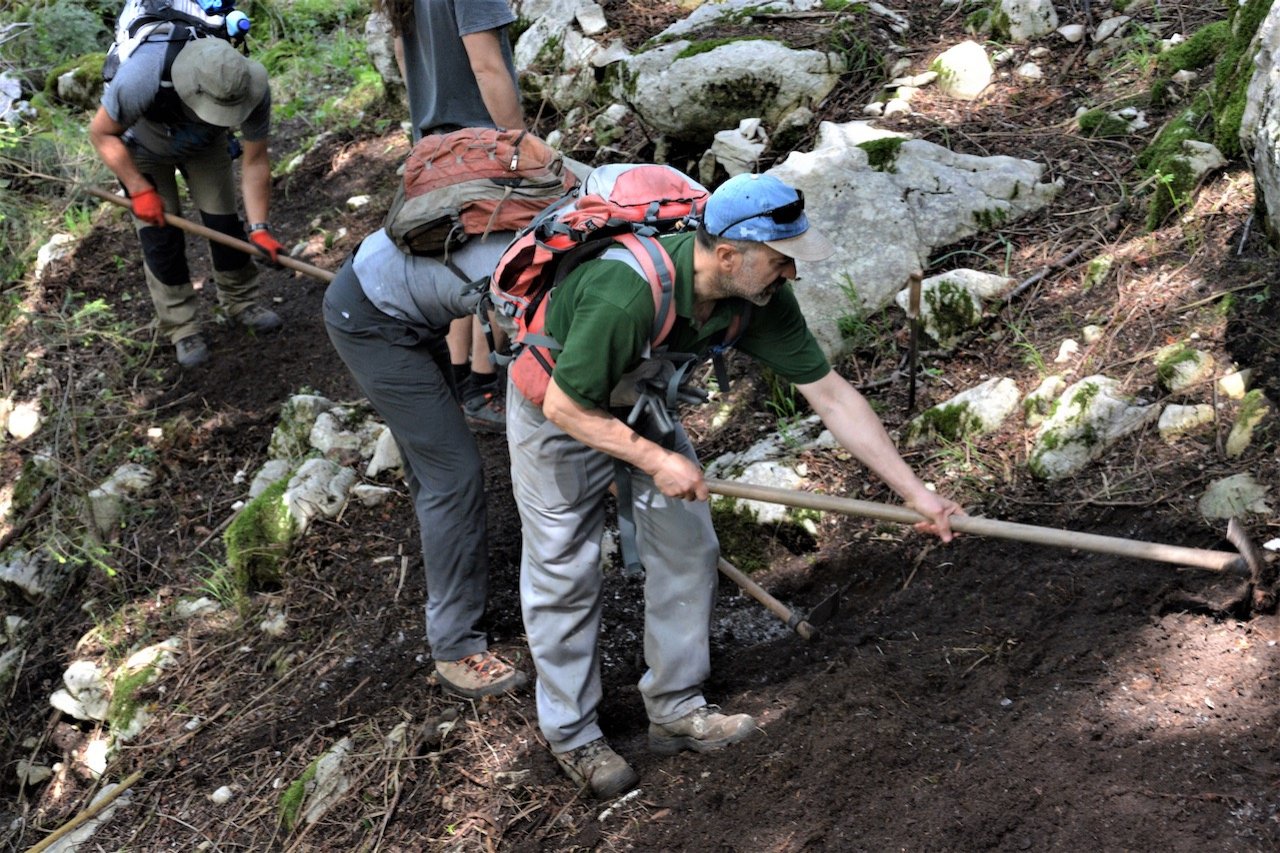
top-left (26, 769), bottom-right (145, 853)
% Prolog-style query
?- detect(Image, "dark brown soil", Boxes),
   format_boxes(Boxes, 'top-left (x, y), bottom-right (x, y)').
top-left (3, 1), bottom-right (1279, 851)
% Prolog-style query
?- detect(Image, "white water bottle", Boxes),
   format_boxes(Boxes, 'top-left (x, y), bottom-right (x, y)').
top-left (226, 10), bottom-right (250, 36)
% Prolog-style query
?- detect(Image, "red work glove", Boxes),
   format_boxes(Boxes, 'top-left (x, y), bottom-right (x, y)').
top-left (249, 228), bottom-right (285, 265)
top-left (130, 187), bottom-right (165, 227)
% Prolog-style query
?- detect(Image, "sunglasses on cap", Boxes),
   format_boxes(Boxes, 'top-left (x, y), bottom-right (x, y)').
top-left (712, 189), bottom-right (806, 237)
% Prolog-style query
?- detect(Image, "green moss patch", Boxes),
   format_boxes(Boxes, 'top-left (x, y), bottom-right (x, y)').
top-left (1077, 109), bottom-right (1133, 139)
top-left (279, 757), bottom-right (320, 830)
top-left (108, 662), bottom-right (156, 733)
top-left (676, 36), bottom-right (780, 61)
top-left (906, 401), bottom-right (983, 444)
top-left (923, 279), bottom-right (981, 344)
top-left (858, 137), bottom-right (904, 172)
top-left (224, 477), bottom-right (296, 591)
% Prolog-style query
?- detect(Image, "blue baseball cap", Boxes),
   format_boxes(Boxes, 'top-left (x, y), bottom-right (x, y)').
top-left (703, 173), bottom-right (835, 262)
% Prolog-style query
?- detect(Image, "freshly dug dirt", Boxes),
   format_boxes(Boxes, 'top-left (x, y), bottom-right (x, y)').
top-left (2, 0), bottom-right (1279, 850)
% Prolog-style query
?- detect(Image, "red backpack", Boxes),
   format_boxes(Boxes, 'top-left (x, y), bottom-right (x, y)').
top-left (384, 128), bottom-right (578, 258)
top-left (488, 163), bottom-right (746, 406)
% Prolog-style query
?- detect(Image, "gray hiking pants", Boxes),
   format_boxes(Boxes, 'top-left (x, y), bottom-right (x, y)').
top-left (323, 260), bottom-right (488, 661)
top-left (506, 378), bottom-right (719, 753)
top-left (128, 138), bottom-right (259, 343)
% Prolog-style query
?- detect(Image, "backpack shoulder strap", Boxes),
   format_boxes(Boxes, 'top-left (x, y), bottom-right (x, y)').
top-left (612, 232), bottom-right (676, 348)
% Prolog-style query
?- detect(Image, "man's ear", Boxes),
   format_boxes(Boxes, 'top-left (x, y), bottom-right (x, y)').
top-left (714, 242), bottom-right (740, 273)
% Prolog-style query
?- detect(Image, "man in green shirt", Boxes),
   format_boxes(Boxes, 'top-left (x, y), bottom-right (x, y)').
top-left (507, 173), bottom-right (963, 799)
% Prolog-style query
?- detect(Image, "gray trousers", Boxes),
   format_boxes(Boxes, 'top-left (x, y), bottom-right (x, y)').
top-left (323, 261), bottom-right (488, 661)
top-left (507, 378), bottom-right (720, 753)
top-left (129, 139), bottom-right (259, 342)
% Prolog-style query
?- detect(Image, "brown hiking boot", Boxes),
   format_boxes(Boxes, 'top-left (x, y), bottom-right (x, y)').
top-left (648, 704), bottom-right (757, 755)
top-left (553, 738), bottom-right (639, 799)
top-left (434, 651), bottom-right (527, 699)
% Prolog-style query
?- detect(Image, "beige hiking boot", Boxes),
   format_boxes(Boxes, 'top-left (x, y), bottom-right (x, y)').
top-left (553, 738), bottom-right (639, 799)
top-left (434, 651), bottom-right (527, 699)
top-left (648, 704), bottom-right (757, 755)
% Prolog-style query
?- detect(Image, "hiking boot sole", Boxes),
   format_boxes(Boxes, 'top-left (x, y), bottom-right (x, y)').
top-left (647, 723), bottom-right (757, 755)
top-left (436, 667), bottom-right (528, 699)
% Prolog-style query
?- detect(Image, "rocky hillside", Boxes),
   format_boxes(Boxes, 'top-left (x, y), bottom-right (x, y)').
top-left (2, 0), bottom-right (1278, 850)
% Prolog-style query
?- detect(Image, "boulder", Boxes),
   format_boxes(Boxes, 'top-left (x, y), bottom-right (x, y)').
top-left (1242, 3), bottom-right (1280, 245)
top-left (769, 120), bottom-right (1059, 357)
top-left (1002, 0), bottom-right (1058, 42)
top-left (1028, 376), bottom-right (1157, 479)
top-left (932, 41), bottom-right (993, 100)
top-left (905, 377), bottom-right (1021, 445)
top-left (620, 39), bottom-right (844, 140)
top-left (893, 269), bottom-right (1015, 348)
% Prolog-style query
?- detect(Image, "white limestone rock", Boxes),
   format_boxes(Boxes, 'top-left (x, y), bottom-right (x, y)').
top-left (301, 737), bottom-right (354, 826)
top-left (905, 377), bottom-right (1021, 445)
top-left (1022, 374), bottom-right (1066, 427)
top-left (1094, 16), bottom-right (1131, 43)
top-left (352, 484), bottom-right (397, 507)
top-left (620, 40), bottom-right (844, 140)
top-left (1155, 344), bottom-right (1215, 392)
top-left (270, 394), bottom-right (337, 462)
top-left (1057, 24), bottom-right (1086, 43)
top-left (769, 120), bottom-right (1059, 358)
top-left (86, 463), bottom-right (157, 542)
top-left (710, 118), bottom-right (768, 177)
top-left (1241, 3), bottom-right (1280, 244)
top-left (284, 458), bottom-right (359, 535)
top-left (1015, 63), bottom-right (1043, 80)
top-left (1157, 404), bottom-right (1215, 440)
top-left (932, 40), bottom-right (993, 100)
top-left (1002, 0), bottom-right (1058, 42)
top-left (1225, 390), bottom-right (1272, 458)
top-left (1028, 376), bottom-right (1158, 480)
top-left (575, 1), bottom-right (608, 36)
top-left (6, 398), bottom-right (42, 440)
top-left (249, 459), bottom-right (294, 499)
top-left (0, 550), bottom-right (60, 599)
top-left (309, 408), bottom-right (383, 460)
top-left (365, 427), bottom-right (403, 478)
top-left (893, 269), bottom-right (1015, 349)
top-left (1217, 369), bottom-right (1253, 400)
top-left (50, 660), bottom-right (111, 721)
top-left (33, 234), bottom-right (78, 283)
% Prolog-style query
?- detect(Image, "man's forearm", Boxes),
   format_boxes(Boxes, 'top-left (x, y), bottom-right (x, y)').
top-left (543, 381), bottom-right (668, 474)
top-left (239, 140), bottom-right (271, 224)
top-left (799, 372), bottom-right (935, 504)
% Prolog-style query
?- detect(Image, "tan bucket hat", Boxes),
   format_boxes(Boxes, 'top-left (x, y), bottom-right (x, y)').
top-left (171, 38), bottom-right (268, 127)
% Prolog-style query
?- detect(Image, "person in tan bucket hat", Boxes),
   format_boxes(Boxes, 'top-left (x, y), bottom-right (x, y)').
top-left (89, 34), bottom-right (284, 368)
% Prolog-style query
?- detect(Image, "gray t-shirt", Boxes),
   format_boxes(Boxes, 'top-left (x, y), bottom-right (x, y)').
top-left (101, 37), bottom-right (271, 159)
top-left (401, 0), bottom-right (517, 140)
top-left (353, 228), bottom-right (512, 331)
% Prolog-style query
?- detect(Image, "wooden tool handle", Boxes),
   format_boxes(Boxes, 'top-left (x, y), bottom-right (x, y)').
top-left (707, 479), bottom-right (1245, 574)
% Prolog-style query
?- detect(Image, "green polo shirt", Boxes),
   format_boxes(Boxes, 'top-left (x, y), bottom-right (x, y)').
top-left (546, 232), bottom-right (831, 409)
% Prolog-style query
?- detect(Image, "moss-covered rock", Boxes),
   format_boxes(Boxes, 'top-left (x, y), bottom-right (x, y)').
top-left (1077, 108), bottom-right (1136, 139)
top-left (1226, 389), bottom-right (1273, 457)
top-left (224, 477), bottom-right (296, 591)
top-left (1210, 0), bottom-right (1272, 160)
top-left (1154, 343), bottom-right (1215, 391)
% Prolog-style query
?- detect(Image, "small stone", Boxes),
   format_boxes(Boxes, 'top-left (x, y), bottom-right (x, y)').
top-left (210, 785), bottom-right (235, 804)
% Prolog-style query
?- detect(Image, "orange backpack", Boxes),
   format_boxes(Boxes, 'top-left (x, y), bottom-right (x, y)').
top-left (487, 163), bottom-right (747, 406)
top-left (384, 128), bottom-right (578, 257)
